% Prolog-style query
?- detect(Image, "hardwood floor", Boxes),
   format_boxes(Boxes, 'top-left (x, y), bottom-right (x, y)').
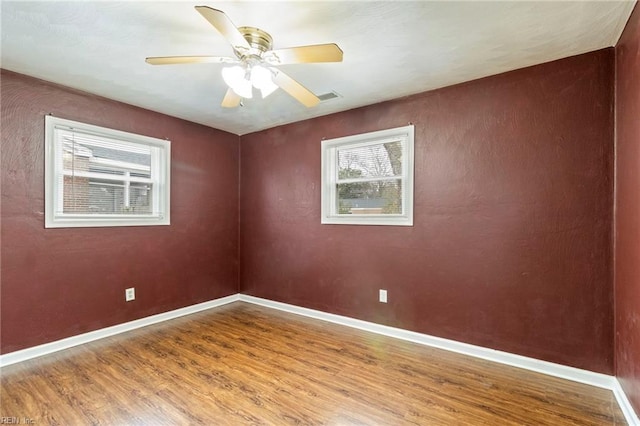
top-left (0, 302), bottom-right (627, 425)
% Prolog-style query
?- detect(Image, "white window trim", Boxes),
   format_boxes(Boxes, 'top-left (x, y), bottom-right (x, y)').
top-left (44, 116), bottom-right (171, 228)
top-left (321, 125), bottom-right (414, 226)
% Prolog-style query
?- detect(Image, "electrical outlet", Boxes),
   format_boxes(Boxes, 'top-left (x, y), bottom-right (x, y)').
top-left (125, 287), bottom-right (135, 302)
top-left (379, 289), bottom-right (388, 303)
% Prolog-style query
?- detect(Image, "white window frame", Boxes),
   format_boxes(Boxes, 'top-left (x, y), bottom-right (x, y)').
top-left (321, 125), bottom-right (414, 226)
top-left (44, 116), bottom-right (170, 228)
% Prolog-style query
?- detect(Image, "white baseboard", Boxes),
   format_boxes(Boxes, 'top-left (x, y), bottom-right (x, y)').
top-left (240, 295), bottom-right (640, 425)
top-left (1, 292), bottom-right (637, 425)
top-left (614, 379), bottom-right (640, 426)
top-left (240, 295), bottom-right (640, 424)
top-left (239, 295), bottom-right (614, 389)
top-left (0, 294), bottom-right (240, 367)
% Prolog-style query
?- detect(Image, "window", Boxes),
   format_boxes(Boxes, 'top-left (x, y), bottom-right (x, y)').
top-left (45, 116), bottom-right (170, 228)
top-left (321, 125), bottom-right (414, 226)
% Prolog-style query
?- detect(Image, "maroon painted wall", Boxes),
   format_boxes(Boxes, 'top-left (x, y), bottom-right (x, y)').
top-left (1, 70), bottom-right (239, 354)
top-left (614, 4), bottom-right (640, 417)
top-left (240, 50), bottom-right (615, 374)
top-left (0, 45), bottom-right (622, 380)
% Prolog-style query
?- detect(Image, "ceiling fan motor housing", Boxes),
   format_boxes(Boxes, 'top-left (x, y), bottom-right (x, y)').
top-left (237, 26), bottom-right (273, 59)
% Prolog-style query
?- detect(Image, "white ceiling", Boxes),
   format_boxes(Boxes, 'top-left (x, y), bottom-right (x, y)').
top-left (1, 1), bottom-right (636, 135)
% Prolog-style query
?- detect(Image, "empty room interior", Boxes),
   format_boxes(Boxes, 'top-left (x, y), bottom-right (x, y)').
top-left (1, 1), bottom-right (640, 425)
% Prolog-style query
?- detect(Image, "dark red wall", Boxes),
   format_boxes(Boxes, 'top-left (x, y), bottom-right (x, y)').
top-left (0, 47), bottom-right (621, 378)
top-left (1, 70), bottom-right (239, 354)
top-left (614, 4), bottom-right (640, 416)
top-left (240, 50), bottom-right (615, 374)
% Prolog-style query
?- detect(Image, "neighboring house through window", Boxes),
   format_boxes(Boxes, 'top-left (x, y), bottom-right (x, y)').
top-left (45, 116), bottom-right (170, 228)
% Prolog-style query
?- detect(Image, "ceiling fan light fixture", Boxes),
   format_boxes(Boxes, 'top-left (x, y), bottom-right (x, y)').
top-left (250, 65), bottom-right (271, 87)
top-left (250, 65), bottom-right (278, 98)
top-left (221, 65), bottom-right (244, 87)
top-left (222, 66), bottom-right (253, 99)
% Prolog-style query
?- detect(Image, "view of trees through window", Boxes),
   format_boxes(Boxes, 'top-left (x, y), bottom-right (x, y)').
top-left (336, 140), bottom-right (403, 215)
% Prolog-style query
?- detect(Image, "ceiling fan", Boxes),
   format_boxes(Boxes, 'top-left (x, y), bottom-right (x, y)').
top-left (146, 6), bottom-right (343, 108)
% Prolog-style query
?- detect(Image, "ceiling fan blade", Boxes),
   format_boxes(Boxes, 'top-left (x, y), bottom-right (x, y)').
top-left (272, 69), bottom-right (320, 107)
top-left (195, 6), bottom-right (250, 52)
top-left (265, 43), bottom-right (343, 65)
top-left (221, 88), bottom-right (242, 108)
top-left (146, 56), bottom-right (237, 65)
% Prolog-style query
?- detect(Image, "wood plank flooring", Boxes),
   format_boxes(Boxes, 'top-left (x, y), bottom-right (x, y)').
top-left (0, 302), bottom-right (627, 425)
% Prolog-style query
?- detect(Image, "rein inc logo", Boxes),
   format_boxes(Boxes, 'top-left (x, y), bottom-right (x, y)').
top-left (0, 418), bottom-right (35, 424)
